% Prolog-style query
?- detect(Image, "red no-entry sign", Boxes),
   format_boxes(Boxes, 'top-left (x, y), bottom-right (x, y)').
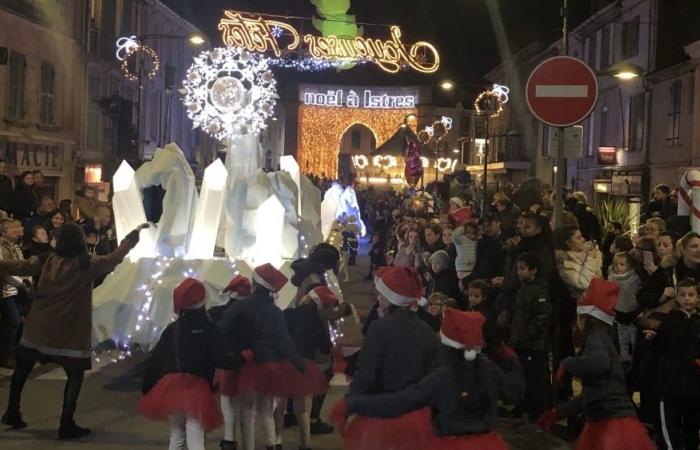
top-left (526, 56), bottom-right (598, 127)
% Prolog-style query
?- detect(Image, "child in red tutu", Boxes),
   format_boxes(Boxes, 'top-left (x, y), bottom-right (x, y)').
top-left (332, 309), bottom-right (524, 450)
top-left (217, 264), bottom-right (323, 450)
top-left (140, 278), bottom-right (232, 450)
top-left (273, 285), bottom-right (343, 450)
top-left (208, 275), bottom-right (253, 450)
top-left (537, 278), bottom-right (655, 450)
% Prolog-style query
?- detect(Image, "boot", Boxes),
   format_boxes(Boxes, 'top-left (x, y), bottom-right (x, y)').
top-left (220, 439), bottom-right (237, 450)
top-left (1, 409), bottom-right (26, 429)
top-left (310, 418), bottom-right (333, 435)
top-left (58, 417), bottom-right (91, 440)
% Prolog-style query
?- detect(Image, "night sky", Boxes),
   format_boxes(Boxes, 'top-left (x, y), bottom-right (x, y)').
top-left (163, 0), bottom-right (597, 102)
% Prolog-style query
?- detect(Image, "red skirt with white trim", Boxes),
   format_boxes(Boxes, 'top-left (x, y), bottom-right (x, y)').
top-left (213, 368), bottom-right (240, 398)
top-left (138, 373), bottom-right (222, 432)
top-left (575, 416), bottom-right (655, 450)
top-left (235, 359), bottom-right (328, 398)
top-left (342, 407), bottom-right (507, 450)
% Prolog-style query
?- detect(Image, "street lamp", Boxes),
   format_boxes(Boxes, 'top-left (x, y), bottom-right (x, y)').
top-left (440, 80), bottom-right (455, 91)
top-left (606, 61), bottom-right (644, 81)
top-left (188, 33), bottom-right (207, 46)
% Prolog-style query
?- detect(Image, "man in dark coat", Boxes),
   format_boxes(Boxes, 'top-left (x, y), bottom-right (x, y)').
top-left (350, 266), bottom-right (438, 396)
top-left (0, 160), bottom-right (14, 216)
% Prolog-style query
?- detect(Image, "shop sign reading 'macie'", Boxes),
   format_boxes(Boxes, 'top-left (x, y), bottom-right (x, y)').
top-left (302, 88), bottom-right (416, 109)
top-left (218, 11), bottom-right (440, 74)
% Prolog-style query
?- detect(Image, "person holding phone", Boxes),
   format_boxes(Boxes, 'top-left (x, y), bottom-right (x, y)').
top-left (393, 227), bottom-right (424, 271)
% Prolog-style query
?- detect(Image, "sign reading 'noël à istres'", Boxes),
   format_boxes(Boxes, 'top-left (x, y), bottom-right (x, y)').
top-left (300, 85), bottom-right (419, 109)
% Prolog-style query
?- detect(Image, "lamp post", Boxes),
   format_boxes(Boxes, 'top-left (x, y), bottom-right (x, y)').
top-left (119, 33), bottom-right (207, 159)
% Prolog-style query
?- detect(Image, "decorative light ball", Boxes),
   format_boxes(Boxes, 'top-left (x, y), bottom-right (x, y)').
top-left (182, 46), bottom-right (277, 141)
top-left (417, 130), bottom-right (431, 144)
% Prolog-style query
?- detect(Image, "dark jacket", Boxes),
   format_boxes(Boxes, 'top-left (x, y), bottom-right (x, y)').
top-left (142, 308), bottom-right (235, 393)
top-left (573, 204), bottom-right (602, 243)
top-left (369, 241), bottom-right (385, 267)
top-left (636, 267), bottom-right (671, 309)
top-left (285, 302), bottom-right (332, 360)
top-left (417, 308), bottom-right (442, 332)
top-left (430, 268), bottom-right (461, 300)
top-left (0, 175), bottom-right (14, 215)
top-left (653, 309), bottom-right (700, 398)
top-left (346, 353), bottom-right (524, 436)
top-left (557, 327), bottom-right (636, 421)
top-left (509, 279), bottom-right (551, 351)
top-left (350, 308), bottom-right (438, 395)
top-left (22, 240), bottom-right (53, 258)
top-left (217, 288), bottom-right (304, 371)
top-left (14, 184), bottom-right (38, 220)
top-left (644, 198), bottom-right (677, 220)
top-left (463, 235), bottom-right (504, 286)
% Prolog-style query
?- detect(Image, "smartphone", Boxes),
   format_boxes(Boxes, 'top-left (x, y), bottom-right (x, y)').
top-left (643, 250), bottom-right (653, 266)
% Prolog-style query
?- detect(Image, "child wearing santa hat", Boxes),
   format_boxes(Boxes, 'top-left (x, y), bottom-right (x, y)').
top-left (217, 264), bottom-right (326, 450)
top-left (537, 278), bottom-right (654, 450)
top-left (209, 275), bottom-right (253, 450)
top-left (332, 308), bottom-right (524, 450)
top-left (273, 285), bottom-right (344, 450)
top-left (139, 278), bottom-right (232, 450)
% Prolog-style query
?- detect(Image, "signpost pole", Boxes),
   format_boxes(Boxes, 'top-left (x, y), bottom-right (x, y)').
top-left (554, 0), bottom-right (569, 228)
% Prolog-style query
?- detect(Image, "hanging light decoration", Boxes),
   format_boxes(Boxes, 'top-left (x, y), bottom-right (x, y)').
top-left (121, 44), bottom-right (160, 81)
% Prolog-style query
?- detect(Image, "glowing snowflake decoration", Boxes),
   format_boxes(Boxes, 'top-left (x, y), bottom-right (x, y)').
top-left (181, 47), bottom-right (277, 141)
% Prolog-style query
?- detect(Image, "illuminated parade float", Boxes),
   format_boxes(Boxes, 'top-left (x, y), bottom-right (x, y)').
top-left (92, 8), bottom-right (437, 348)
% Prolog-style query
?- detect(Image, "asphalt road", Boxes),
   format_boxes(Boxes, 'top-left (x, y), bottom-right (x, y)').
top-left (0, 238), bottom-right (573, 449)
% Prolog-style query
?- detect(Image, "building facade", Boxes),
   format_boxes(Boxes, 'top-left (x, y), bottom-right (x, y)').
top-left (0, 0), bottom-right (86, 200)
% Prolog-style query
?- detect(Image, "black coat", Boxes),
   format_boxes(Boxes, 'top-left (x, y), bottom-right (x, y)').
top-left (346, 353), bottom-right (524, 436)
top-left (284, 302), bottom-right (332, 360)
top-left (653, 309), bottom-right (700, 398)
top-left (557, 327), bottom-right (636, 421)
top-left (350, 308), bottom-right (438, 395)
top-left (462, 235), bottom-right (504, 286)
top-left (430, 268), bottom-right (461, 300)
top-left (22, 240), bottom-right (52, 258)
top-left (14, 184), bottom-right (37, 220)
top-left (142, 308), bottom-right (235, 393)
top-left (0, 175), bottom-right (14, 215)
top-left (217, 288), bottom-right (304, 370)
top-left (636, 267), bottom-right (671, 309)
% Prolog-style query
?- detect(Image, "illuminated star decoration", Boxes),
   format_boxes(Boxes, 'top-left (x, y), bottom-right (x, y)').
top-left (181, 47), bottom-right (277, 141)
top-left (474, 84), bottom-right (510, 118)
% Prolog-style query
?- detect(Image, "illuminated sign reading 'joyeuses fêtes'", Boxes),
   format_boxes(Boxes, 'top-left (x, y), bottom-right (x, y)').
top-left (303, 89), bottom-right (416, 109)
top-left (218, 11), bottom-right (440, 74)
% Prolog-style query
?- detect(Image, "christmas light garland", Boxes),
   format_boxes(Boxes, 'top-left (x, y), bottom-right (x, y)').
top-left (297, 105), bottom-right (415, 177)
top-left (121, 44), bottom-right (160, 81)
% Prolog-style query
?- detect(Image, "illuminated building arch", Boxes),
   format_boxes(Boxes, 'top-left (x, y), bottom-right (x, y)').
top-left (297, 104), bottom-right (416, 177)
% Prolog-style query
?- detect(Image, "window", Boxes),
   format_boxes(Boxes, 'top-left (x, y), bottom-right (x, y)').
top-left (121, 0), bottom-right (134, 35)
top-left (7, 50), bottom-right (26, 120)
top-left (587, 112), bottom-right (596, 157)
top-left (351, 130), bottom-right (361, 148)
top-left (100, 0), bottom-right (116, 60)
top-left (629, 92), bottom-right (645, 152)
top-left (86, 65), bottom-right (102, 151)
top-left (108, 71), bottom-right (121, 97)
top-left (600, 106), bottom-right (608, 147)
top-left (667, 80), bottom-right (682, 145)
top-left (40, 62), bottom-right (55, 125)
top-left (622, 17), bottom-right (640, 59)
top-left (587, 34), bottom-right (598, 69)
top-left (600, 26), bottom-right (611, 68)
top-left (541, 125), bottom-right (550, 157)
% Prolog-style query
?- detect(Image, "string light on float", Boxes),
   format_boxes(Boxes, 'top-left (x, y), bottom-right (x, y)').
top-left (372, 155), bottom-right (397, 170)
top-left (351, 155), bottom-right (369, 170)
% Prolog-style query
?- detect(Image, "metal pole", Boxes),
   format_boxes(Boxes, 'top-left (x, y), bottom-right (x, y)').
top-left (482, 114), bottom-right (489, 216)
top-left (554, 0), bottom-right (569, 228)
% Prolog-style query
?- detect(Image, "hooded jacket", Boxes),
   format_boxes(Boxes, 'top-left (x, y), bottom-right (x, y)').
top-left (652, 309), bottom-right (700, 398)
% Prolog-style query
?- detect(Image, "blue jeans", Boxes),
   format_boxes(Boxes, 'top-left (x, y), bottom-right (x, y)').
top-left (0, 296), bottom-right (20, 362)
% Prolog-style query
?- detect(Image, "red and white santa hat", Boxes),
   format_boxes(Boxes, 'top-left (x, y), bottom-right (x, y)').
top-left (252, 263), bottom-right (288, 293)
top-left (307, 285), bottom-right (340, 309)
top-left (440, 308), bottom-right (486, 360)
top-left (577, 278), bottom-right (619, 325)
top-left (374, 266), bottom-right (423, 307)
top-left (222, 275), bottom-right (252, 298)
top-left (173, 278), bottom-right (207, 313)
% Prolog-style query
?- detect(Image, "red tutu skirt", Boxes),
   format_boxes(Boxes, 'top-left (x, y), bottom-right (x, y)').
top-left (138, 373), bottom-right (222, 432)
top-left (343, 407), bottom-right (434, 450)
top-left (236, 359), bottom-right (328, 398)
top-left (213, 369), bottom-right (240, 398)
top-left (575, 416), bottom-right (655, 450)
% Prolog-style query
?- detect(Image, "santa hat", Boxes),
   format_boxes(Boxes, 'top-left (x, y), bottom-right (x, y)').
top-left (374, 266), bottom-right (423, 307)
top-left (450, 207), bottom-right (472, 226)
top-left (223, 275), bottom-right (252, 298)
top-left (577, 278), bottom-right (618, 325)
top-left (307, 285), bottom-right (340, 308)
top-left (449, 197), bottom-right (464, 208)
top-left (252, 263), bottom-right (288, 293)
top-left (440, 308), bottom-right (486, 361)
top-left (174, 278), bottom-right (206, 313)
